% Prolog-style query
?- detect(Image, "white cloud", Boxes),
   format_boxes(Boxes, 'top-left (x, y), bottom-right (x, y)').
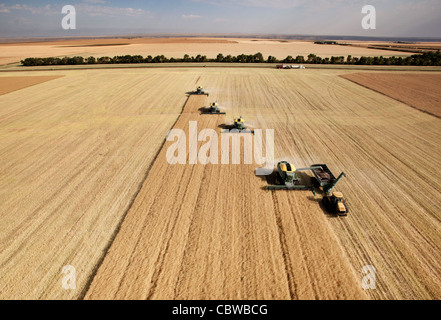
top-left (182, 14), bottom-right (202, 20)
top-left (191, 0), bottom-right (379, 9)
top-left (5, 4), bottom-right (57, 15)
top-left (82, 0), bottom-right (108, 3)
top-left (0, 3), bottom-right (150, 17)
top-left (0, 4), bottom-right (10, 13)
top-left (78, 4), bottom-right (151, 17)
top-left (191, 0), bottom-right (307, 8)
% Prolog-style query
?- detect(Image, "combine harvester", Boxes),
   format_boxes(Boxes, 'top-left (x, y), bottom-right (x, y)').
top-left (267, 161), bottom-right (349, 216)
top-left (222, 116), bottom-right (254, 134)
top-left (201, 102), bottom-right (226, 115)
top-left (266, 161), bottom-right (316, 192)
top-left (231, 116), bottom-right (254, 134)
top-left (191, 86), bottom-right (209, 96)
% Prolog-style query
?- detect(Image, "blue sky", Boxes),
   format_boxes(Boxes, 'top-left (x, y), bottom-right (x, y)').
top-left (0, 0), bottom-right (440, 38)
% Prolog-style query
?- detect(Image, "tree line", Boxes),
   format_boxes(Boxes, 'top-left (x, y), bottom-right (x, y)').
top-left (21, 51), bottom-right (441, 66)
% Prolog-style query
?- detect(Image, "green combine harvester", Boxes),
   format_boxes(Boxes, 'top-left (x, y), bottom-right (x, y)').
top-left (230, 116), bottom-right (254, 133)
top-left (233, 116), bottom-right (246, 131)
top-left (194, 86), bottom-right (209, 96)
top-left (201, 102), bottom-right (226, 115)
top-left (266, 161), bottom-right (349, 216)
top-left (266, 161), bottom-right (316, 191)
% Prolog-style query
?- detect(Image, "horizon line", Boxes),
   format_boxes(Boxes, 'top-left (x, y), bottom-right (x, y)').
top-left (1, 33), bottom-right (441, 43)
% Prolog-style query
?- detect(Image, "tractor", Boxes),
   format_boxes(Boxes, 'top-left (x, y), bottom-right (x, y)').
top-left (311, 164), bottom-right (349, 216)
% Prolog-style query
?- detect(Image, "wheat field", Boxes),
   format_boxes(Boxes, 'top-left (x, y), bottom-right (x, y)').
top-left (1, 68), bottom-right (440, 299)
top-left (0, 69), bottom-right (191, 299)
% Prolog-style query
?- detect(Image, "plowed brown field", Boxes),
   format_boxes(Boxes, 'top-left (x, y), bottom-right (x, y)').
top-left (0, 76), bottom-right (63, 96)
top-left (341, 73), bottom-right (441, 118)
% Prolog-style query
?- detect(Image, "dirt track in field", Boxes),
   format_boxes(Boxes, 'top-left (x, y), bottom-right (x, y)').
top-left (341, 73), bottom-right (441, 118)
top-left (84, 93), bottom-right (367, 300)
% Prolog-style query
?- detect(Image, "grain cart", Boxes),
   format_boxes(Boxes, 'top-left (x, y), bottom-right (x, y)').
top-left (311, 164), bottom-right (348, 216)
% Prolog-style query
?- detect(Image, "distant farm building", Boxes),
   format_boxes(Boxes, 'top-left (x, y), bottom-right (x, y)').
top-left (276, 64), bottom-right (306, 69)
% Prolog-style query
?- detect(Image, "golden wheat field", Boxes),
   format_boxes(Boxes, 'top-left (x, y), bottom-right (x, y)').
top-left (0, 69), bottom-right (189, 299)
top-left (0, 67), bottom-right (440, 300)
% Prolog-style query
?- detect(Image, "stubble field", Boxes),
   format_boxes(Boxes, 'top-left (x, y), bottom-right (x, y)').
top-left (0, 67), bottom-right (440, 300)
top-left (0, 70), bottom-right (189, 299)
